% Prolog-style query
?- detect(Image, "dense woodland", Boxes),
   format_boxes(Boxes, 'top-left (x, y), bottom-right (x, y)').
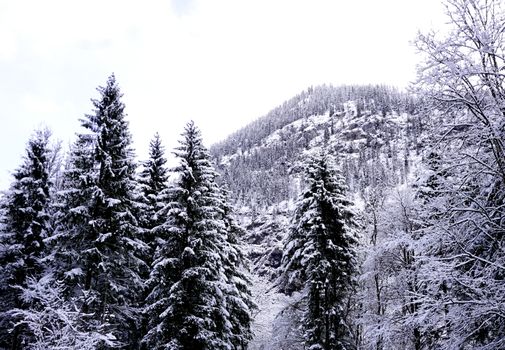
top-left (0, 77), bottom-right (253, 350)
top-left (1, 0), bottom-right (505, 349)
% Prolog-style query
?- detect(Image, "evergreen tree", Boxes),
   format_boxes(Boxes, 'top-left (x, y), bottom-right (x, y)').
top-left (217, 187), bottom-right (255, 349)
top-left (50, 131), bottom-right (109, 344)
top-left (143, 121), bottom-right (253, 350)
top-left (53, 74), bottom-right (147, 348)
top-left (136, 133), bottom-right (169, 347)
top-left (52, 133), bottom-right (95, 286)
top-left (137, 132), bottom-right (169, 260)
top-left (0, 129), bottom-right (52, 349)
top-left (279, 149), bottom-right (359, 350)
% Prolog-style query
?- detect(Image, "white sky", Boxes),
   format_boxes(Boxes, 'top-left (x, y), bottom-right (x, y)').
top-left (0, 0), bottom-right (446, 190)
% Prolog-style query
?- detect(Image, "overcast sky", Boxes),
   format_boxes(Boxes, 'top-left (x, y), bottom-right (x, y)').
top-left (0, 0), bottom-right (446, 190)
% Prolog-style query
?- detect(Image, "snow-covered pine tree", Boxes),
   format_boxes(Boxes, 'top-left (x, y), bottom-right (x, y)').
top-left (0, 129), bottom-right (52, 349)
top-left (49, 129), bottom-right (113, 345)
top-left (136, 132), bottom-right (170, 347)
top-left (51, 132), bottom-right (95, 287)
top-left (137, 132), bottom-right (169, 262)
top-left (143, 121), bottom-right (253, 350)
top-left (84, 74), bottom-right (148, 347)
top-left (54, 74), bottom-right (147, 348)
top-left (279, 149), bottom-right (359, 350)
top-left (217, 187), bottom-right (254, 349)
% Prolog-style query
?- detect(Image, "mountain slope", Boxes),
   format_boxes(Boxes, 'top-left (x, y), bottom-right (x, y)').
top-left (210, 84), bottom-right (429, 348)
top-left (211, 84), bottom-right (422, 207)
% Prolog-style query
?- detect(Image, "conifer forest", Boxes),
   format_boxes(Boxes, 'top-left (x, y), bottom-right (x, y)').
top-left (1, 0), bottom-right (505, 349)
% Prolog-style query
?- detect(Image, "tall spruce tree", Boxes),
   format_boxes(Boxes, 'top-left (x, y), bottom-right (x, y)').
top-left (52, 132), bottom-right (95, 286)
top-left (50, 131), bottom-right (107, 344)
top-left (137, 132), bottom-right (169, 260)
top-left (142, 121), bottom-right (253, 350)
top-left (136, 133), bottom-right (169, 347)
top-left (279, 149), bottom-right (359, 350)
top-left (53, 74), bottom-right (147, 348)
top-left (0, 129), bottom-right (52, 349)
top-left (216, 187), bottom-right (255, 349)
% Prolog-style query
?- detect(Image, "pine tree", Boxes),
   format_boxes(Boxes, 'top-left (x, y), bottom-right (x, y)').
top-left (0, 129), bottom-right (52, 349)
top-left (143, 121), bottom-right (253, 350)
top-left (217, 187), bottom-right (255, 349)
top-left (50, 131), bottom-right (109, 345)
top-left (135, 133), bottom-right (170, 347)
top-left (279, 149), bottom-right (359, 350)
top-left (52, 133), bottom-right (95, 285)
top-left (137, 132), bottom-right (169, 260)
top-left (53, 74), bottom-right (147, 348)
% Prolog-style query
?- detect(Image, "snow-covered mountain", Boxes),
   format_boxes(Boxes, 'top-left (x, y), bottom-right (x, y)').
top-left (211, 73), bottom-right (505, 349)
top-left (211, 85), bottom-right (423, 270)
top-left (210, 84), bottom-right (429, 348)
top-left (211, 85), bottom-right (422, 205)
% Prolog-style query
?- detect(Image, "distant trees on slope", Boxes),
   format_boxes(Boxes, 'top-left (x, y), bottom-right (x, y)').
top-left (210, 84), bottom-right (424, 208)
top-left (211, 85), bottom-right (417, 159)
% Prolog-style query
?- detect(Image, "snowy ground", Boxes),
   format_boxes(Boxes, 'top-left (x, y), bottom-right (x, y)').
top-left (249, 274), bottom-right (293, 350)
